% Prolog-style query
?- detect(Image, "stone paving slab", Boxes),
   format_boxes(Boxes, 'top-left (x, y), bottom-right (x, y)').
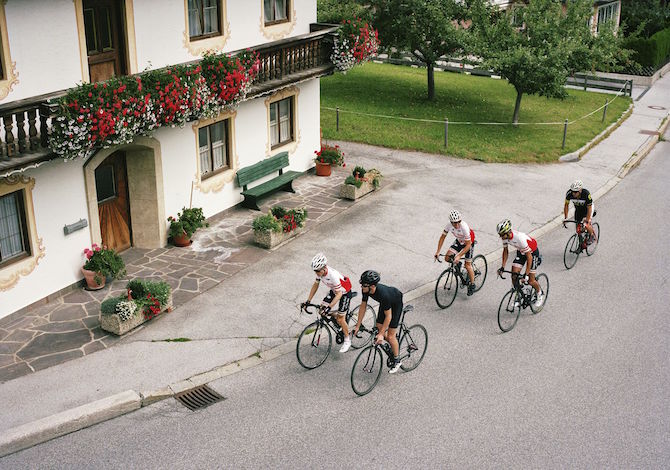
top-left (0, 166), bottom-right (361, 383)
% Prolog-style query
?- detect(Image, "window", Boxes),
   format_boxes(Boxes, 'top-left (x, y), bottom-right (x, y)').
top-left (0, 190), bottom-right (30, 267)
top-left (264, 0), bottom-right (289, 25)
top-left (95, 164), bottom-right (116, 202)
top-left (597, 2), bottom-right (618, 33)
top-left (0, 1), bottom-right (17, 99)
top-left (198, 120), bottom-right (230, 177)
top-left (188, 0), bottom-right (221, 40)
top-left (270, 97), bottom-right (293, 148)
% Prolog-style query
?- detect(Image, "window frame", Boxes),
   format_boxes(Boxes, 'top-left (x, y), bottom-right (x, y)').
top-left (264, 0), bottom-right (290, 26)
top-left (0, 2), bottom-right (18, 99)
top-left (187, 0), bottom-right (223, 42)
top-left (198, 118), bottom-right (231, 180)
top-left (0, 189), bottom-right (31, 268)
top-left (596, 1), bottom-right (619, 33)
top-left (269, 97), bottom-right (294, 150)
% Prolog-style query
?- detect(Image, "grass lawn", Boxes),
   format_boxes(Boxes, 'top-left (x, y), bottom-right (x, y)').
top-left (320, 62), bottom-right (631, 163)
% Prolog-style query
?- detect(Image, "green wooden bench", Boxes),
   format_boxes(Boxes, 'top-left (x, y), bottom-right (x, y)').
top-left (236, 151), bottom-right (300, 211)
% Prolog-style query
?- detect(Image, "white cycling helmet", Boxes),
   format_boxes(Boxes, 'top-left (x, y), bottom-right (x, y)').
top-left (570, 179), bottom-right (583, 191)
top-left (449, 210), bottom-right (462, 223)
top-left (311, 253), bottom-right (327, 271)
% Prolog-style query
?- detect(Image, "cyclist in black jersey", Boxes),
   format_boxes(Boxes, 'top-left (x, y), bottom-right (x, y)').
top-left (352, 270), bottom-right (404, 374)
top-left (563, 179), bottom-right (597, 243)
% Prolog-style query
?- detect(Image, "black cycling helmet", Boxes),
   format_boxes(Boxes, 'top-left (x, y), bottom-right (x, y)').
top-left (359, 270), bottom-right (380, 285)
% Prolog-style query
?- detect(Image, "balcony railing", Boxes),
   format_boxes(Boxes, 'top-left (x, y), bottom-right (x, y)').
top-left (0, 25), bottom-right (337, 174)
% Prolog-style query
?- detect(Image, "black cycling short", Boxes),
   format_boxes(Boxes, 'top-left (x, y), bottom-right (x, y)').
top-left (322, 290), bottom-right (351, 313)
top-left (512, 249), bottom-right (541, 273)
top-left (376, 303), bottom-right (403, 329)
top-left (448, 240), bottom-right (474, 260)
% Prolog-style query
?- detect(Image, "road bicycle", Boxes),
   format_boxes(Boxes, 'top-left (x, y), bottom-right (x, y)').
top-left (350, 305), bottom-right (428, 396)
top-left (496, 269), bottom-right (549, 333)
top-left (563, 219), bottom-right (600, 269)
top-left (434, 250), bottom-right (488, 309)
top-left (296, 293), bottom-right (376, 369)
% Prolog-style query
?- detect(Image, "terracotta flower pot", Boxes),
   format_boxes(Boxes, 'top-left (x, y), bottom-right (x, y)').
top-left (81, 267), bottom-right (105, 290)
top-left (315, 162), bottom-right (332, 177)
top-left (172, 232), bottom-right (192, 247)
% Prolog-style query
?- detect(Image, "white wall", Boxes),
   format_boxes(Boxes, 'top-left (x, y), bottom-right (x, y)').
top-left (0, 159), bottom-right (91, 318)
top-left (0, 77), bottom-right (321, 319)
top-left (2, 0), bottom-right (82, 102)
top-left (2, 0), bottom-right (317, 104)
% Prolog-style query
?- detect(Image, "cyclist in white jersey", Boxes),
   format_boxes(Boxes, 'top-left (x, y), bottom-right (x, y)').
top-left (496, 219), bottom-right (544, 308)
top-left (303, 253), bottom-right (353, 352)
top-left (434, 210), bottom-right (476, 296)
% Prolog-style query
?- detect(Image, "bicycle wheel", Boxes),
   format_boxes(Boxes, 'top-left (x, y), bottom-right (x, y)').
top-left (530, 273), bottom-right (550, 314)
top-left (586, 222), bottom-right (600, 256)
top-left (434, 269), bottom-right (458, 309)
top-left (471, 255), bottom-right (488, 293)
top-left (296, 321), bottom-right (332, 369)
top-left (399, 324), bottom-right (428, 372)
top-left (497, 289), bottom-right (521, 332)
top-left (347, 304), bottom-right (375, 349)
top-left (351, 345), bottom-right (383, 396)
top-left (563, 233), bottom-right (580, 270)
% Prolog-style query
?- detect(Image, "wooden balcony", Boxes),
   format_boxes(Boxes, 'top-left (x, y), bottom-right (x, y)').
top-left (0, 25), bottom-right (337, 176)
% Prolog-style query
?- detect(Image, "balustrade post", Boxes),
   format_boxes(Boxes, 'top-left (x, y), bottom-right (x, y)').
top-left (27, 109), bottom-right (39, 151)
top-left (3, 115), bottom-right (16, 157)
top-left (16, 112), bottom-right (27, 154)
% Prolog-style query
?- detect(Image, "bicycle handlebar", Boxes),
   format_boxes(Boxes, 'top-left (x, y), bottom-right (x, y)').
top-left (300, 302), bottom-right (324, 314)
top-left (496, 269), bottom-right (528, 281)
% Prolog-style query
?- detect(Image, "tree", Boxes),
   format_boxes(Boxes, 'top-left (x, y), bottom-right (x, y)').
top-left (470, 0), bottom-right (630, 124)
top-left (317, 0), bottom-right (372, 24)
top-left (368, 0), bottom-right (468, 100)
top-left (620, 0), bottom-right (670, 38)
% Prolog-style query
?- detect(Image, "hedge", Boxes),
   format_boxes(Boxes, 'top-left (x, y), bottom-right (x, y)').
top-left (625, 26), bottom-right (670, 69)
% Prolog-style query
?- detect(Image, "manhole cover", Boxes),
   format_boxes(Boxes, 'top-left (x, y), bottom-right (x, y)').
top-left (639, 130), bottom-right (660, 136)
top-left (648, 105), bottom-right (666, 110)
top-left (175, 385), bottom-right (225, 411)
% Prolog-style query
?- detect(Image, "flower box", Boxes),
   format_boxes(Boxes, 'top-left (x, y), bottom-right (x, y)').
top-left (99, 280), bottom-right (173, 336)
top-left (340, 180), bottom-right (377, 200)
top-left (100, 293), bottom-right (173, 336)
top-left (254, 226), bottom-right (304, 249)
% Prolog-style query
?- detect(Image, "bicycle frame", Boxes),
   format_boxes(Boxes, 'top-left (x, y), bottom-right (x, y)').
top-left (436, 254), bottom-right (469, 284)
top-left (497, 269), bottom-right (534, 309)
top-left (564, 220), bottom-right (589, 254)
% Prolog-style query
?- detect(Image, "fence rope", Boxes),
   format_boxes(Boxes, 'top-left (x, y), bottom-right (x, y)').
top-left (322, 81), bottom-right (629, 127)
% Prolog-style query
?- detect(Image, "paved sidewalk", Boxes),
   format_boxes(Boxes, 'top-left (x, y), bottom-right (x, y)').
top-left (0, 169), bottom-right (354, 382)
top-left (0, 73), bottom-right (668, 454)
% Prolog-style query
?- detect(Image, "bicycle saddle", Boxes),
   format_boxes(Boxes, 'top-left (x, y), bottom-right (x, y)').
top-left (350, 291), bottom-right (358, 299)
top-left (403, 304), bottom-right (414, 313)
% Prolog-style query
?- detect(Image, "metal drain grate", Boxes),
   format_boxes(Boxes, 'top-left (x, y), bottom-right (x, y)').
top-left (175, 385), bottom-right (225, 411)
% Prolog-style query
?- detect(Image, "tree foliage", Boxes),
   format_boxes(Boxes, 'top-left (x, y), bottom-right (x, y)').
top-left (620, 0), bottom-right (670, 38)
top-left (317, 0), bottom-right (372, 24)
top-left (469, 0), bottom-right (630, 123)
top-left (368, 0), bottom-right (469, 100)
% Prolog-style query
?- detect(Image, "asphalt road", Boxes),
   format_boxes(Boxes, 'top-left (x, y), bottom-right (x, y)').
top-left (3, 140), bottom-right (669, 468)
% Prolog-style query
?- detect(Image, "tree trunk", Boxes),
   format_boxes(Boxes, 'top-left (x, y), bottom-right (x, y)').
top-left (427, 62), bottom-right (435, 101)
top-left (512, 89), bottom-right (523, 124)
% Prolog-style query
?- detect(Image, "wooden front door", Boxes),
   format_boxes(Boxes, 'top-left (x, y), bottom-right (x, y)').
top-left (95, 151), bottom-right (131, 252)
top-left (83, 0), bottom-right (127, 83)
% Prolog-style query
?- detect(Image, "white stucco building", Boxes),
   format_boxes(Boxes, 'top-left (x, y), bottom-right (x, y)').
top-left (0, 0), bottom-right (336, 318)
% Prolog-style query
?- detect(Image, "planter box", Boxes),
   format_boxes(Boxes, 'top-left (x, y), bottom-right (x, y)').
top-left (254, 226), bottom-right (304, 249)
top-left (100, 294), bottom-right (173, 336)
top-left (339, 181), bottom-right (377, 200)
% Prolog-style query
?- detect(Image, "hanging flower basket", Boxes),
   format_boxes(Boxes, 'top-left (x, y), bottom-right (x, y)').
top-left (331, 19), bottom-right (380, 74)
top-left (49, 51), bottom-right (260, 161)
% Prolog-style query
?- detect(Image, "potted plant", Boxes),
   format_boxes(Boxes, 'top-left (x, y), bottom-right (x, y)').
top-left (313, 144), bottom-right (345, 177)
top-left (252, 205), bottom-right (308, 248)
top-left (100, 279), bottom-right (173, 335)
top-left (340, 166), bottom-right (383, 200)
top-left (81, 244), bottom-right (126, 290)
top-left (168, 207), bottom-right (209, 247)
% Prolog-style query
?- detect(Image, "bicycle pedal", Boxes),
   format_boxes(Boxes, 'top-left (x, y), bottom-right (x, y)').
top-left (408, 344), bottom-right (418, 351)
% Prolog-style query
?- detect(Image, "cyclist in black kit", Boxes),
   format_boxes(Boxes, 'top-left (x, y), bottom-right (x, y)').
top-left (563, 179), bottom-right (597, 243)
top-left (352, 270), bottom-right (404, 374)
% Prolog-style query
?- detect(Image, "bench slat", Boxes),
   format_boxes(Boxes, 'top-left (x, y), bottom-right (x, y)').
top-left (236, 152), bottom-right (289, 187)
top-left (241, 171), bottom-right (300, 197)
